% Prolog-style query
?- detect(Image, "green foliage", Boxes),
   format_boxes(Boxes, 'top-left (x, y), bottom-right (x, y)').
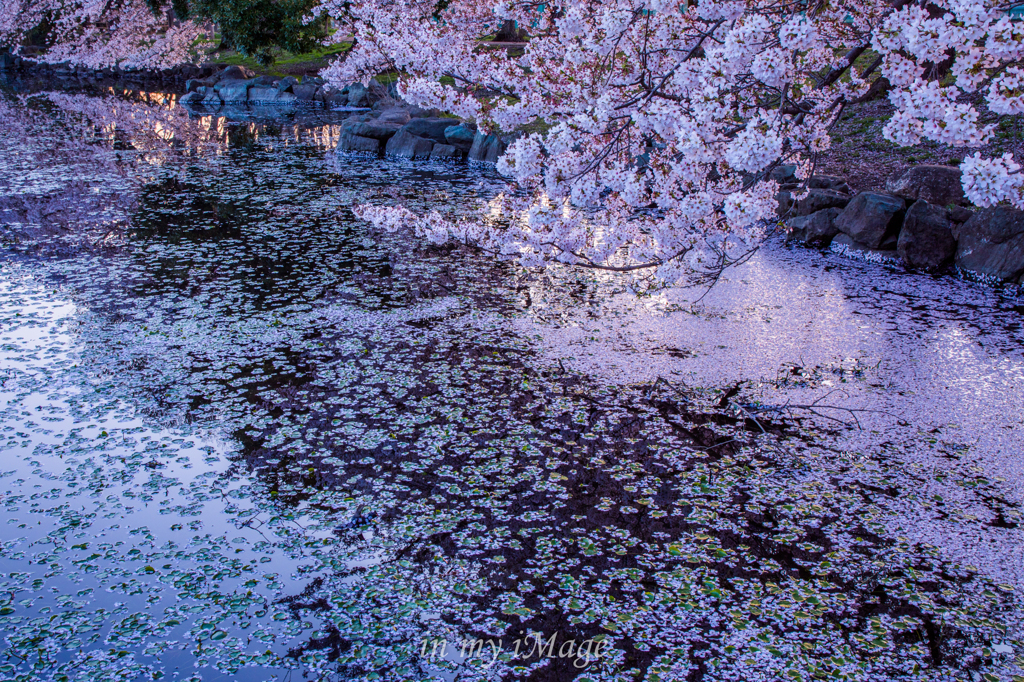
top-left (154, 0), bottom-right (334, 66)
top-left (210, 41), bottom-right (351, 77)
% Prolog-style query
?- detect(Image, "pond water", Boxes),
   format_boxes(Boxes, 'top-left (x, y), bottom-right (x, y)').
top-left (0, 85), bottom-right (1022, 682)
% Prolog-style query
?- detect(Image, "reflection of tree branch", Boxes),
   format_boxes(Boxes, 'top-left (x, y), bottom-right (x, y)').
top-left (738, 390), bottom-right (893, 430)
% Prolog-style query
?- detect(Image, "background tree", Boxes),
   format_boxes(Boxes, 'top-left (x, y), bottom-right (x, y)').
top-left (0, 0), bottom-right (333, 68)
top-left (159, 0), bottom-right (333, 65)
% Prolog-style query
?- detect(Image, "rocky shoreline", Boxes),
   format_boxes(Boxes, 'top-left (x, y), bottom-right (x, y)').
top-left (779, 164), bottom-right (1024, 285)
top-left (176, 65), bottom-right (510, 163)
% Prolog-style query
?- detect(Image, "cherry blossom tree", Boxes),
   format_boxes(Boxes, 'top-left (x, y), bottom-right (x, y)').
top-left (317, 0), bottom-right (1024, 284)
top-left (0, 0), bottom-right (210, 70)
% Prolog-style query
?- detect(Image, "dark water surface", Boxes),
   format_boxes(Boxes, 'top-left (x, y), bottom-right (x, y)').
top-left (0, 88), bottom-right (1022, 682)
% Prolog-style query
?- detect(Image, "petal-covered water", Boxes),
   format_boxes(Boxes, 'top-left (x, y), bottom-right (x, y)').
top-left (0, 86), bottom-right (1022, 682)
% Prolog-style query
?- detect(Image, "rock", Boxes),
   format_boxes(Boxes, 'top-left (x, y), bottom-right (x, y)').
top-left (185, 78), bottom-right (215, 93)
top-left (338, 132), bottom-right (381, 154)
top-left (406, 106), bottom-right (435, 118)
top-left (770, 164), bottom-right (797, 185)
top-left (277, 76), bottom-right (298, 92)
top-left (247, 87), bottom-right (296, 104)
top-left (786, 207), bottom-right (842, 246)
top-left (377, 108), bottom-right (412, 125)
top-left (218, 65), bottom-right (255, 81)
top-left (807, 175), bottom-right (851, 194)
top-left (180, 65), bottom-right (203, 80)
top-left (201, 88), bottom-right (223, 106)
top-left (778, 188), bottom-right (851, 217)
top-left (216, 79), bottom-right (251, 102)
top-left (347, 83), bottom-right (369, 107)
top-left (897, 200), bottom-right (956, 270)
top-left (953, 207), bottom-right (1024, 281)
top-left (385, 129), bottom-right (435, 159)
top-left (831, 234), bottom-right (902, 264)
top-left (325, 90), bottom-right (349, 108)
top-left (248, 86), bottom-right (278, 102)
top-left (291, 83), bottom-right (318, 102)
top-left (886, 165), bottom-right (965, 206)
top-left (949, 205), bottom-right (974, 224)
top-left (468, 131), bottom-right (507, 163)
top-left (0, 51), bottom-right (21, 71)
top-left (401, 118), bottom-right (456, 144)
top-left (835, 192), bottom-right (906, 249)
top-left (250, 75), bottom-right (277, 87)
top-left (179, 91), bottom-right (203, 105)
top-left (344, 121), bottom-right (402, 141)
top-left (365, 78), bottom-right (393, 104)
top-left (444, 124), bottom-right (477, 152)
top-left (430, 144), bottom-right (463, 160)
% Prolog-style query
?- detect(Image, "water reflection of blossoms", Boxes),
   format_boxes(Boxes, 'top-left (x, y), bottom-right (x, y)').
top-left (0, 91), bottom-right (341, 251)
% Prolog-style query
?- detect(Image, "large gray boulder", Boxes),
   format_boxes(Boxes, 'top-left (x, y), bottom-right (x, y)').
top-left (402, 118), bottom-right (457, 144)
top-left (365, 78), bottom-right (395, 104)
top-left (953, 207), bottom-right (1024, 281)
top-left (185, 78), bottom-right (215, 93)
top-left (770, 164), bottom-right (798, 185)
top-left (807, 175), bottom-right (852, 194)
top-left (430, 144), bottom-right (463, 160)
top-left (338, 132), bottom-right (381, 154)
top-left (216, 79), bottom-right (251, 102)
top-left (345, 120), bottom-right (402, 141)
top-left (949, 205), bottom-right (975, 224)
top-left (217, 65), bottom-right (255, 81)
top-left (835, 192), bottom-right (906, 249)
top-left (406, 106), bottom-right (437, 119)
top-left (777, 188), bottom-right (850, 217)
top-left (444, 124), bottom-right (477, 152)
top-left (897, 200), bottom-right (956, 271)
top-left (385, 129), bottom-right (435, 159)
top-left (291, 83), bottom-right (318, 101)
top-left (201, 88), bottom-right (223, 106)
top-left (785, 207), bottom-right (842, 246)
top-left (347, 83), bottom-right (370, 107)
top-left (248, 86), bottom-right (278, 102)
top-left (247, 87), bottom-right (296, 104)
top-left (886, 165), bottom-right (965, 206)
top-left (378, 108), bottom-right (412, 125)
top-left (179, 91), bottom-right (203, 105)
top-left (469, 132), bottom-right (507, 163)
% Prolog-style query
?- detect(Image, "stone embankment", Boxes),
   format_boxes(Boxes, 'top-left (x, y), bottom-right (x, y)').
top-left (779, 164), bottom-right (1024, 284)
top-left (178, 66), bottom-right (509, 163)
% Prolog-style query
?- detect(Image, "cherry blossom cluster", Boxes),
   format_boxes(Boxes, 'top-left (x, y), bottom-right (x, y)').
top-left (315, 0), bottom-right (1024, 281)
top-left (0, 0), bottom-right (209, 70)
